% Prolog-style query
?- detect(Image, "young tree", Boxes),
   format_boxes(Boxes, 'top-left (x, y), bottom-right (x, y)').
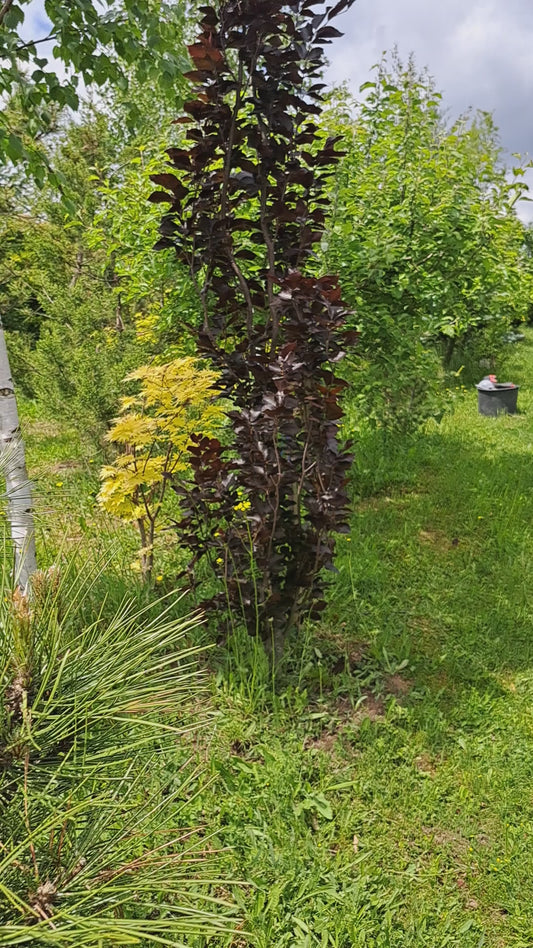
top-left (99, 358), bottom-right (224, 583)
top-left (0, 323), bottom-right (36, 590)
top-left (323, 56), bottom-right (531, 429)
top-left (152, 0), bottom-right (356, 652)
top-left (0, 3), bottom-right (193, 583)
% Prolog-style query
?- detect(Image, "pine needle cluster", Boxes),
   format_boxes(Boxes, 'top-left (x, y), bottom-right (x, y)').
top-left (0, 559), bottom-right (237, 945)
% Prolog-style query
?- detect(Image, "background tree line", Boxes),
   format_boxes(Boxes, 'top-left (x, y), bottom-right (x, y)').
top-left (2, 52), bottom-right (531, 449)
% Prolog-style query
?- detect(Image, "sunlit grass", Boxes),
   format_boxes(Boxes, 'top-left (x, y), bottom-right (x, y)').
top-left (13, 332), bottom-right (533, 946)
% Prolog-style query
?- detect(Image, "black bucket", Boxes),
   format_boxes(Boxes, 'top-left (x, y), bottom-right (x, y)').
top-left (476, 384), bottom-right (519, 417)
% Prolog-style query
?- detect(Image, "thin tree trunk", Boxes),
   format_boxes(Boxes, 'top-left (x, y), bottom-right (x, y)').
top-left (69, 249), bottom-right (84, 288)
top-left (137, 516), bottom-right (154, 584)
top-left (0, 321), bottom-right (37, 590)
top-left (443, 334), bottom-right (456, 368)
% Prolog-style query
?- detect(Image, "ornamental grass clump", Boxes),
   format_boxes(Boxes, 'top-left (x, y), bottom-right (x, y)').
top-left (0, 558), bottom-right (237, 945)
top-left (152, 0), bottom-right (357, 652)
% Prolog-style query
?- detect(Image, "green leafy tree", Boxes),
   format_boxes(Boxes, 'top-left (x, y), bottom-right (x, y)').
top-left (99, 357), bottom-right (224, 582)
top-left (0, 110), bottom-right (138, 440)
top-left (0, 0), bottom-right (191, 180)
top-left (88, 144), bottom-right (202, 357)
top-left (1, 110), bottom-right (195, 445)
top-left (324, 56), bottom-right (531, 429)
top-left (0, 2), bottom-right (195, 584)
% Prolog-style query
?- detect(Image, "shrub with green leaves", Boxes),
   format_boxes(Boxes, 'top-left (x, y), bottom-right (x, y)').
top-left (31, 284), bottom-right (140, 448)
top-left (0, 0), bottom-right (191, 182)
top-left (1, 102), bottom-right (201, 451)
top-left (324, 55), bottom-right (531, 430)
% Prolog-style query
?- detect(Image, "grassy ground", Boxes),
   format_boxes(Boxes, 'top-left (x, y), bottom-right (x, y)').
top-left (18, 334), bottom-right (533, 946)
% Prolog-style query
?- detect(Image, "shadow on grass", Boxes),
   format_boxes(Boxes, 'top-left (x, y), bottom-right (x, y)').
top-left (322, 407), bottom-right (533, 737)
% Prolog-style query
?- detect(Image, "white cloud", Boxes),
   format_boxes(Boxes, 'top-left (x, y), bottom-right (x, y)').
top-left (326, 0), bottom-right (533, 219)
top-left (13, 1), bottom-right (533, 220)
top-left (327, 0), bottom-right (533, 138)
top-left (20, 0), bottom-right (51, 44)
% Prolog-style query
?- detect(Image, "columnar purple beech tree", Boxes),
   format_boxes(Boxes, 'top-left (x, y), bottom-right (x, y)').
top-left (152, 0), bottom-right (357, 648)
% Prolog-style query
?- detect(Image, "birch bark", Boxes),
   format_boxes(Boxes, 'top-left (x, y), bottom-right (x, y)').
top-left (0, 320), bottom-right (37, 590)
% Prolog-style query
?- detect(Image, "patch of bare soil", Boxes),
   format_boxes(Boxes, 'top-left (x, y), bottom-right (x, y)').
top-left (305, 692), bottom-right (386, 753)
top-left (49, 460), bottom-right (83, 474)
top-left (315, 628), bottom-right (368, 673)
top-left (308, 730), bottom-right (341, 754)
top-left (414, 754), bottom-right (437, 776)
top-left (384, 673), bottom-right (413, 698)
top-left (346, 694), bottom-right (386, 724)
top-left (418, 528), bottom-right (460, 552)
top-left (422, 826), bottom-right (470, 856)
top-left (356, 489), bottom-right (427, 514)
top-left (23, 419), bottom-right (63, 438)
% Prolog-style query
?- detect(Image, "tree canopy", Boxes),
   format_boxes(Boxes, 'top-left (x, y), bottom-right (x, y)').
top-left (0, 0), bottom-right (190, 181)
top-left (323, 56), bottom-right (532, 429)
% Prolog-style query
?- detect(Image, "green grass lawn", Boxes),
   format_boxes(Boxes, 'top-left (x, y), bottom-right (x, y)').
top-left (18, 334), bottom-right (533, 946)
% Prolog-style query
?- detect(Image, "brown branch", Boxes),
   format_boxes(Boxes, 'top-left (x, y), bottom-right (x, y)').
top-left (153, 441), bottom-right (174, 513)
top-left (265, 425), bottom-right (282, 572)
top-left (15, 33), bottom-right (57, 52)
top-left (139, 483), bottom-right (155, 527)
top-left (259, 176), bottom-right (278, 341)
top-left (0, 0), bottom-right (14, 27)
top-left (296, 413), bottom-right (313, 526)
top-left (229, 255), bottom-right (254, 337)
top-left (220, 57), bottom-right (244, 221)
top-left (219, 57), bottom-right (256, 338)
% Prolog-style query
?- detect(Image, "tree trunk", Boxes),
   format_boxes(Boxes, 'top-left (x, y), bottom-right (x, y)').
top-left (0, 321), bottom-right (37, 591)
top-left (443, 334), bottom-right (456, 369)
top-left (137, 516), bottom-right (154, 585)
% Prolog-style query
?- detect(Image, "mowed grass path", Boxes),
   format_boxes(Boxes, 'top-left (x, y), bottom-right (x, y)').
top-left (194, 335), bottom-right (533, 947)
top-left (17, 334), bottom-right (533, 946)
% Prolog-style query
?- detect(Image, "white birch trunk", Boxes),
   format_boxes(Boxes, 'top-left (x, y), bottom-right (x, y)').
top-left (0, 321), bottom-right (37, 590)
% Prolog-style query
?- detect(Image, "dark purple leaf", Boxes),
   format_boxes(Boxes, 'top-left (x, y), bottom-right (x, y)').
top-left (148, 190), bottom-right (175, 204)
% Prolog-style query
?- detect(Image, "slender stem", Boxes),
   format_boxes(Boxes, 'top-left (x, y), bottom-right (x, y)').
top-left (229, 256), bottom-right (255, 338)
top-left (137, 515), bottom-right (152, 583)
top-left (24, 751), bottom-right (39, 880)
top-left (218, 57), bottom-right (256, 337)
top-left (265, 426), bottom-right (282, 568)
top-left (69, 249), bottom-right (84, 289)
top-left (259, 176), bottom-right (278, 341)
top-left (220, 58), bottom-right (244, 220)
top-left (15, 33), bottom-right (57, 52)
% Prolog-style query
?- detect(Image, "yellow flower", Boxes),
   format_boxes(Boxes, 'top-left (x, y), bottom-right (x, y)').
top-left (234, 500), bottom-right (251, 512)
top-left (156, 574), bottom-right (163, 583)
top-left (216, 557), bottom-right (223, 565)
top-left (55, 481), bottom-right (63, 487)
